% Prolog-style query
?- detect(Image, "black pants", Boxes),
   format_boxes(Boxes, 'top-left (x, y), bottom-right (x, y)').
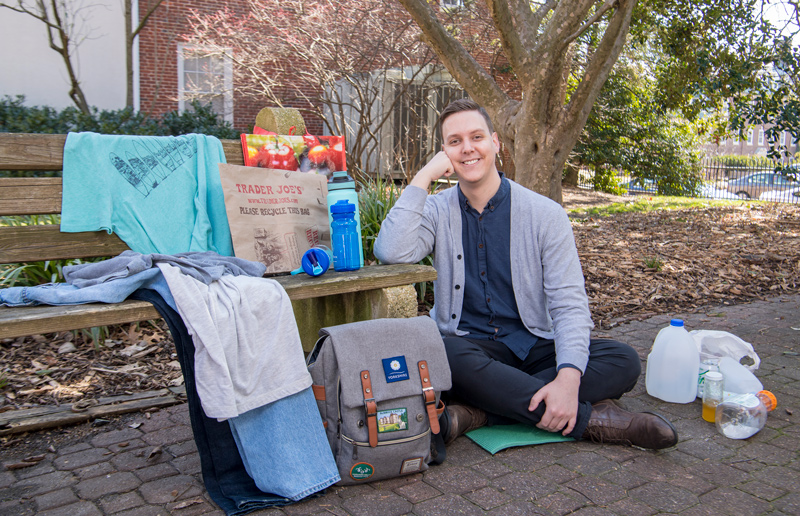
top-left (442, 336), bottom-right (641, 439)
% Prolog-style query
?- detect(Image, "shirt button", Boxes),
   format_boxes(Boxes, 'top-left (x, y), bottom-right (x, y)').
top-left (455, 285), bottom-right (461, 290)
top-left (486, 297), bottom-right (491, 303)
top-left (478, 244), bottom-right (484, 249)
top-left (457, 255), bottom-right (462, 260)
top-left (480, 271), bottom-right (486, 276)
top-left (451, 314), bottom-right (457, 319)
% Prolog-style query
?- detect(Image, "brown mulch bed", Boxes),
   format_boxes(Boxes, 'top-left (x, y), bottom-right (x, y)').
top-left (574, 201), bottom-right (800, 328)
top-left (1, 192), bottom-right (798, 413)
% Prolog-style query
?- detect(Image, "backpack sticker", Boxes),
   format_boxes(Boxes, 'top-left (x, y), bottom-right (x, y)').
top-left (400, 457), bottom-right (423, 475)
top-left (350, 462), bottom-right (375, 481)
top-left (377, 408), bottom-right (408, 433)
top-left (382, 355), bottom-right (409, 383)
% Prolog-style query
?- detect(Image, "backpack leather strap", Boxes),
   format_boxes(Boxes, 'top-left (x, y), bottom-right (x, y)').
top-left (360, 370), bottom-right (378, 447)
top-left (418, 361), bottom-right (440, 434)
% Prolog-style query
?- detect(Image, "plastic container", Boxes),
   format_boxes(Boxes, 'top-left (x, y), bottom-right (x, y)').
top-left (718, 356), bottom-right (763, 394)
top-left (646, 319), bottom-right (700, 403)
top-left (327, 171), bottom-right (364, 267)
top-left (290, 247), bottom-right (332, 277)
top-left (330, 200), bottom-right (361, 271)
top-left (715, 390), bottom-right (777, 439)
top-left (702, 371), bottom-right (724, 422)
top-left (697, 357), bottom-right (720, 398)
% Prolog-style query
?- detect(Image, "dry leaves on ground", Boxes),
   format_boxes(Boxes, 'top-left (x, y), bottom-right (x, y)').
top-left (1, 201), bottom-right (798, 410)
top-left (0, 321), bottom-right (181, 410)
top-left (575, 202), bottom-right (800, 328)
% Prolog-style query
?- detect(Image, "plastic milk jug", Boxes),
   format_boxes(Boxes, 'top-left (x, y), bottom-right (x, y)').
top-left (327, 171), bottom-right (364, 267)
top-left (330, 200), bottom-right (361, 271)
top-left (646, 319), bottom-right (700, 403)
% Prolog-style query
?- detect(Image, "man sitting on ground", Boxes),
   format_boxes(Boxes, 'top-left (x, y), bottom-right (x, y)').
top-left (374, 99), bottom-right (677, 450)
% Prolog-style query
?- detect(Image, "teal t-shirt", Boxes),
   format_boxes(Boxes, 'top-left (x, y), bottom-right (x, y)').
top-left (61, 132), bottom-right (233, 256)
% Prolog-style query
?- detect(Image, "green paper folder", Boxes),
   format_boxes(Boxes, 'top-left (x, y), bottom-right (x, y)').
top-left (466, 424), bottom-right (575, 454)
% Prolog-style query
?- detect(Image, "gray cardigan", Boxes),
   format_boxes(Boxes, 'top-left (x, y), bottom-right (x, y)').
top-left (374, 181), bottom-right (594, 373)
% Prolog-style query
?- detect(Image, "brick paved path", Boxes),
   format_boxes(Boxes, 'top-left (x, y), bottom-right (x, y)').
top-left (1, 294), bottom-right (798, 515)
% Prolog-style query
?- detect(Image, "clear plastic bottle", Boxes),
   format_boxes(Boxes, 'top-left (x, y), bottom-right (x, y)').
top-left (715, 390), bottom-right (777, 439)
top-left (702, 371), bottom-right (724, 423)
top-left (646, 319), bottom-right (700, 403)
top-left (697, 357), bottom-right (720, 398)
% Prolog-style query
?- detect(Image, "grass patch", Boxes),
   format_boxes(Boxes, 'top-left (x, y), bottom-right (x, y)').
top-left (568, 196), bottom-right (751, 218)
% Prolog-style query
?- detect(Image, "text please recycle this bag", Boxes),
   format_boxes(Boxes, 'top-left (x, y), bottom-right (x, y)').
top-left (307, 317), bottom-right (452, 485)
top-left (218, 163), bottom-right (330, 275)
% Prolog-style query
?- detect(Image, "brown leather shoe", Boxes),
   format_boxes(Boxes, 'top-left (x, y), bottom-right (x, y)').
top-left (582, 399), bottom-right (678, 450)
top-left (443, 403), bottom-right (488, 445)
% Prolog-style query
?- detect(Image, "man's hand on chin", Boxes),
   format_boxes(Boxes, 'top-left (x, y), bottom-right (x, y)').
top-left (528, 367), bottom-right (581, 435)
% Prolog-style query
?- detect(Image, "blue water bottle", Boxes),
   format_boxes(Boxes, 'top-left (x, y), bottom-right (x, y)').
top-left (330, 200), bottom-right (361, 271)
top-left (327, 171), bottom-right (364, 267)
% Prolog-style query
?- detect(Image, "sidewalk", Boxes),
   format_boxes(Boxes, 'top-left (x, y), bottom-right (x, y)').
top-left (1, 294), bottom-right (798, 515)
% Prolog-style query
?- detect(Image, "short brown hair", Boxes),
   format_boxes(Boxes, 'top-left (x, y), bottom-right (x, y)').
top-left (438, 99), bottom-right (494, 135)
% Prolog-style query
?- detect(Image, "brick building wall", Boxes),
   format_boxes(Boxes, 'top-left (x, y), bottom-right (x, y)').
top-left (136, 0), bottom-right (517, 137)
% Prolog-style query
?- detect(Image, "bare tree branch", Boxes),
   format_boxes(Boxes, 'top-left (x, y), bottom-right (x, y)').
top-left (561, 0), bottom-right (635, 139)
top-left (0, 0), bottom-right (92, 113)
top-left (395, 0), bottom-right (510, 114)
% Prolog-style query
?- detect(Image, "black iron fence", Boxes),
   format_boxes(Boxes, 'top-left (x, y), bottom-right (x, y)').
top-left (576, 158), bottom-right (799, 204)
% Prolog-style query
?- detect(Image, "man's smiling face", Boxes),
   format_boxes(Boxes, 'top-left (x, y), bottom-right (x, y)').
top-left (441, 110), bottom-right (500, 186)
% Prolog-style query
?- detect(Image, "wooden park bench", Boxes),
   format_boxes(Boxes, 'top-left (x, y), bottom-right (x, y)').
top-left (0, 132), bottom-right (436, 434)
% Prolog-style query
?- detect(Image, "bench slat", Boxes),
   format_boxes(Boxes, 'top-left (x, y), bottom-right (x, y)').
top-left (0, 225), bottom-right (130, 263)
top-left (0, 264), bottom-right (436, 339)
top-left (0, 134), bottom-right (66, 171)
top-left (0, 178), bottom-right (62, 216)
top-left (0, 133), bottom-right (243, 170)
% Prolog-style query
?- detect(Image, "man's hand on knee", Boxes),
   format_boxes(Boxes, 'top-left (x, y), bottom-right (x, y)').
top-left (528, 367), bottom-right (581, 435)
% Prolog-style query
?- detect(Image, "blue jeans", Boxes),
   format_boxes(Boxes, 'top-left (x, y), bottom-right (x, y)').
top-left (131, 289), bottom-right (326, 515)
top-left (442, 337), bottom-right (641, 439)
top-left (229, 389), bottom-right (340, 501)
top-left (0, 269), bottom-right (177, 309)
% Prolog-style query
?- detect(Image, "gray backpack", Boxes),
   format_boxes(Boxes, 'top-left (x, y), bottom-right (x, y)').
top-left (307, 317), bottom-right (452, 485)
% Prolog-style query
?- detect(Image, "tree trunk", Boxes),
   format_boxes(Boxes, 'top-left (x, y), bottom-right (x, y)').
top-left (563, 161), bottom-right (579, 187)
top-left (125, 0), bottom-right (134, 108)
top-left (395, 0), bottom-right (637, 203)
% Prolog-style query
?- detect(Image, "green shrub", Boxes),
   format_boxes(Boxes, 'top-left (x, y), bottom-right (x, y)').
top-left (0, 95), bottom-right (238, 139)
top-left (359, 177), bottom-right (433, 304)
top-left (0, 216), bottom-right (105, 287)
top-left (714, 155), bottom-right (774, 168)
top-left (358, 176), bottom-right (400, 264)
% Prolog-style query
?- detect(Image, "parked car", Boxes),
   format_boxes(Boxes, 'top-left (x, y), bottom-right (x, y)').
top-left (725, 172), bottom-right (800, 199)
top-left (699, 184), bottom-right (739, 199)
top-left (621, 178), bottom-right (657, 194)
top-left (760, 187), bottom-right (800, 204)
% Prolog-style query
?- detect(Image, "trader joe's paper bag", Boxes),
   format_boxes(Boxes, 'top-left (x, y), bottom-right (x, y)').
top-left (218, 163), bottom-right (330, 274)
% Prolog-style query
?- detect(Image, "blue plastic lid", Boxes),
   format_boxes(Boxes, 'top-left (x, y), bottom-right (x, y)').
top-left (330, 199), bottom-right (355, 213)
top-left (301, 248), bottom-right (331, 276)
top-left (670, 319), bottom-right (684, 327)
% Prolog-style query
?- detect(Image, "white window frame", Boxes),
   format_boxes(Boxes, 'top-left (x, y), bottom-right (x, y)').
top-left (781, 131), bottom-right (787, 146)
top-left (441, 0), bottom-right (465, 9)
top-left (177, 44), bottom-right (234, 124)
top-left (758, 127), bottom-right (764, 146)
top-left (747, 128), bottom-right (754, 145)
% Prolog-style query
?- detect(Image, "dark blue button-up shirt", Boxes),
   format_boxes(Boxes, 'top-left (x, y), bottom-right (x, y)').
top-left (456, 176), bottom-right (540, 360)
